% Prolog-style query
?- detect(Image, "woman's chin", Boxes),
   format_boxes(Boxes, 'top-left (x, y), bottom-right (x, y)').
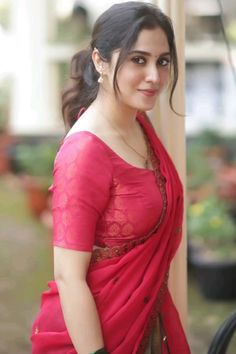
top-left (135, 102), bottom-right (157, 112)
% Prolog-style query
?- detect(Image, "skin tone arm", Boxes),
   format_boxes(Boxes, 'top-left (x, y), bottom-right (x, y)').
top-left (54, 246), bottom-right (104, 354)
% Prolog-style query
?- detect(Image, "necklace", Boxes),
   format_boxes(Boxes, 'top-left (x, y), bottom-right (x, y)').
top-left (107, 118), bottom-right (150, 169)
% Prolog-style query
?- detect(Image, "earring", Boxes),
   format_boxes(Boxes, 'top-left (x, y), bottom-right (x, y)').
top-left (97, 65), bottom-right (104, 84)
top-left (98, 72), bottom-right (104, 84)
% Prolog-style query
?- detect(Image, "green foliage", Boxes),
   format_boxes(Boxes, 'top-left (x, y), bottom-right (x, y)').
top-left (187, 131), bottom-right (236, 259)
top-left (55, 17), bottom-right (90, 43)
top-left (187, 129), bottom-right (228, 190)
top-left (187, 197), bottom-right (236, 256)
top-left (187, 144), bottom-right (213, 189)
top-left (194, 129), bottom-right (223, 147)
top-left (0, 79), bottom-right (11, 130)
top-left (15, 143), bottom-right (58, 187)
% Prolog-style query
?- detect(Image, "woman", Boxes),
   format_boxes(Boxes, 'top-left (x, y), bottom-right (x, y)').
top-left (31, 2), bottom-right (191, 353)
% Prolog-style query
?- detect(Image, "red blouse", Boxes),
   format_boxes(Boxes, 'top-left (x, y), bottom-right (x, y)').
top-left (51, 131), bottom-right (164, 252)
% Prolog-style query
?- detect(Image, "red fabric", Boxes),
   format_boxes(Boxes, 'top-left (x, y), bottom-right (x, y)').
top-left (31, 114), bottom-right (191, 354)
top-left (51, 130), bottom-right (163, 251)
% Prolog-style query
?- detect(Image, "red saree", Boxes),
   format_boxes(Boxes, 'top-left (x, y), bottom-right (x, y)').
top-left (31, 114), bottom-right (191, 353)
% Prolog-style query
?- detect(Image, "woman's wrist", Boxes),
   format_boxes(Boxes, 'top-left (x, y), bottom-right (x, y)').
top-left (90, 348), bottom-right (108, 354)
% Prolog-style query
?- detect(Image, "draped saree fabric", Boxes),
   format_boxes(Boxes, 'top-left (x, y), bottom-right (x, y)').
top-left (31, 114), bottom-right (191, 354)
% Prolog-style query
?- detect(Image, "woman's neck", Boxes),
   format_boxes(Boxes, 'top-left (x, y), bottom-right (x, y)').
top-left (91, 90), bottom-right (138, 133)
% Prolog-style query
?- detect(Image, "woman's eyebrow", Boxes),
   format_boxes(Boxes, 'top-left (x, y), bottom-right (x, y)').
top-left (128, 50), bottom-right (171, 57)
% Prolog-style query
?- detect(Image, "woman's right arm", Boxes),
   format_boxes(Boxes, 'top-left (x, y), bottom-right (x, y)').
top-left (52, 137), bottom-right (113, 353)
top-left (54, 246), bottom-right (104, 354)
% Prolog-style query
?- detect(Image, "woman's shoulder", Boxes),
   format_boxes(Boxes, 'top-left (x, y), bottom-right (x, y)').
top-left (51, 130), bottom-right (113, 199)
top-left (51, 131), bottom-right (113, 183)
top-left (60, 129), bottom-right (110, 158)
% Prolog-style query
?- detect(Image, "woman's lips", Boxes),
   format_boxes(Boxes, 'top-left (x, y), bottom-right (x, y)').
top-left (138, 89), bottom-right (158, 97)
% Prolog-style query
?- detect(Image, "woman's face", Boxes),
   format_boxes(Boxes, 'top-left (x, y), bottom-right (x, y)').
top-left (107, 27), bottom-right (171, 112)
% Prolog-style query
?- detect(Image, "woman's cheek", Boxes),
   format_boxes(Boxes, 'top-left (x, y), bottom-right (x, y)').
top-left (159, 72), bottom-right (170, 89)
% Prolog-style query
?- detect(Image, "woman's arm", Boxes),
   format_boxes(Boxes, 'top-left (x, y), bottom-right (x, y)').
top-left (54, 246), bottom-right (104, 354)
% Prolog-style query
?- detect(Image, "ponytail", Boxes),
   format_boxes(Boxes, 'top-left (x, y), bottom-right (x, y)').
top-left (61, 48), bottom-right (99, 129)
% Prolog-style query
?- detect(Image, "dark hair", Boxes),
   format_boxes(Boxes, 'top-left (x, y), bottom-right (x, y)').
top-left (62, 1), bottom-right (178, 128)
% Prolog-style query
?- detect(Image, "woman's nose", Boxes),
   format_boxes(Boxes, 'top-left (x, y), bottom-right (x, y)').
top-left (145, 65), bottom-right (160, 84)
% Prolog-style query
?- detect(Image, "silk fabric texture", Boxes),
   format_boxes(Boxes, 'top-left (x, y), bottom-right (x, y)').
top-left (31, 114), bottom-right (191, 354)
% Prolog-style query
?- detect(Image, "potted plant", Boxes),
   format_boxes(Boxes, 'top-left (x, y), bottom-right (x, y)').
top-left (15, 142), bottom-right (57, 219)
top-left (187, 196), bottom-right (236, 300)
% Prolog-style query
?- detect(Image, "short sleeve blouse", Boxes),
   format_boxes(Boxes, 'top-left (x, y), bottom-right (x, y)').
top-left (51, 131), bottom-right (164, 252)
top-left (52, 132), bottom-right (113, 251)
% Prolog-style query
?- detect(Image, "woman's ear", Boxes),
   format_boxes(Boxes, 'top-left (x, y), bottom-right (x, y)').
top-left (92, 48), bottom-right (105, 75)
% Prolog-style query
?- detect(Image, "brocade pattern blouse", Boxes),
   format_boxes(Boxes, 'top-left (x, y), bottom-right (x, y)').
top-left (51, 131), bottom-right (165, 251)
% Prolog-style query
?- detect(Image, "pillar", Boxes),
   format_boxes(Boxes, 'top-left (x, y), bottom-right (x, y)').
top-left (153, 0), bottom-right (188, 329)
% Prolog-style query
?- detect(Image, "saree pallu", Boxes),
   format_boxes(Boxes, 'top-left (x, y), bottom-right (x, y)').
top-left (31, 114), bottom-right (191, 354)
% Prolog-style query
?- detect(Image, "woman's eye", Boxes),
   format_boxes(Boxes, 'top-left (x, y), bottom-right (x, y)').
top-left (131, 56), bottom-right (146, 64)
top-left (158, 57), bottom-right (170, 66)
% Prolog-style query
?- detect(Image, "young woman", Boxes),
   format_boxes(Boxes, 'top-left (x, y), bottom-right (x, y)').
top-left (31, 2), bottom-right (191, 353)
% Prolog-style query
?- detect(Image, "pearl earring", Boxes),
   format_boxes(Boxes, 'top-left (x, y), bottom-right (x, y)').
top-left (98, 66), bottom-right (104, 84)
top-left (98, 73), bottom-right (104, 84)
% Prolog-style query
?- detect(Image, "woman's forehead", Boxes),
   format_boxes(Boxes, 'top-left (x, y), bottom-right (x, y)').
top-left (132, 28), bottom-right (170, 55)
top-left (109, 27), bottom-right (170, 65)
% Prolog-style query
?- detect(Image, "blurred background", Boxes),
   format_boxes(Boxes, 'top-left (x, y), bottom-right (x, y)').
top-left (0, 0), bottom-right (236, 353)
